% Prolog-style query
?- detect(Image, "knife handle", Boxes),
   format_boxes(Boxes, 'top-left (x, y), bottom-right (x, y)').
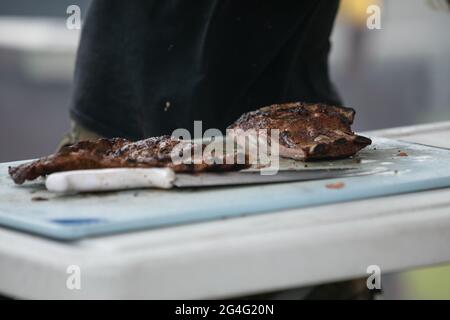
top-left (45, 168), bottom-right (176, 193)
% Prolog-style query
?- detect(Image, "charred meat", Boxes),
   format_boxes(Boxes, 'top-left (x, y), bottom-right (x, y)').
top-left (228, 102), bottom-right (371, 160)
top-left (9, 102), bottom-right (371, 184)
top-left (9, 136), bottom-right (247, 184)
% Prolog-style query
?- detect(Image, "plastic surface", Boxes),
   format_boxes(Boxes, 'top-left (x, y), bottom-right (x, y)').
top-left (0, 137), bottom-right (449, 240)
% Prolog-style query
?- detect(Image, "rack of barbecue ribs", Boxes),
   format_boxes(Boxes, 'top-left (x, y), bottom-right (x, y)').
top-left (228, 102), bottom-right (371, 161)
top-left (9, 102), bottom-right (371, 184)
top-left (8, 136), bottom-right (248, 184)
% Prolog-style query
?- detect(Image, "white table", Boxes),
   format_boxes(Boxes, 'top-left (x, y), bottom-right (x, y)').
top-left (1, 121), bottom-right (450, 299)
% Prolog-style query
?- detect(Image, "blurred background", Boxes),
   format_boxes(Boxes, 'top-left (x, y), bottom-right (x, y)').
top-left (0, 0), bottom-right (449, 299)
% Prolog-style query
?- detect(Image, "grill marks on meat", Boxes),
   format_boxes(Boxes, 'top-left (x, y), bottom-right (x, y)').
top-left (228, 102), bottom-right (372, 160)
top-left (9, 102), bottom-right (372, 185)
top-left (8, 136), bottom-right (247, 184)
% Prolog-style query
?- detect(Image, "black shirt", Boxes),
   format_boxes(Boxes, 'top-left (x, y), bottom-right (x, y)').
top-left (70, 0), bottom-right (341, 140)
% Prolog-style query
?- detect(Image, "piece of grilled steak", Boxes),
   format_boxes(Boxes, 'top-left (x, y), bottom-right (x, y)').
top-left (228, 102), bottom-right (372, 161)
top-left (9, 136), bottom-right (248, 184)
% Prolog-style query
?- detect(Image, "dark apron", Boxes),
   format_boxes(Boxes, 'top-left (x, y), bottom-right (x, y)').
top-left (70, 0), bottom-right (341, 140)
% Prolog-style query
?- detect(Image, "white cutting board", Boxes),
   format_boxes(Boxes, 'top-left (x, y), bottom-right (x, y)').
top-left (0, 137), bottom-right (450, 240)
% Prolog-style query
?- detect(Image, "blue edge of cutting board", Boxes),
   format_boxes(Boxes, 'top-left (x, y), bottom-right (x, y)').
top-left (0, 137), bottom-right (450, 240)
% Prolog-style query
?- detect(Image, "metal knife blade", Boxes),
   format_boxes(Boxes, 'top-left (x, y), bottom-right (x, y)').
top-left (174, 168), bottom-right (382, 188)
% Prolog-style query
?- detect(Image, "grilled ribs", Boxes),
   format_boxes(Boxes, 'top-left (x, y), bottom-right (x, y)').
top-left (228, 102), bottom-right (371, 160)
top-left (9, 102), bottom-right (371, 184)
top-left (9, 136), bottom-right (247, 184)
